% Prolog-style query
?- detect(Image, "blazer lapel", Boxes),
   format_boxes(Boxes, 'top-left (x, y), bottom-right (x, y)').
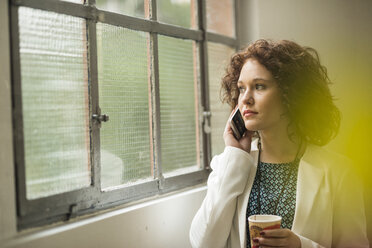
top-left (237, 142), bottom-right (259, 247)
top-left (292, 145), bottom-right (326, 235)
top-left (236, 142), bottom-right (328, 247)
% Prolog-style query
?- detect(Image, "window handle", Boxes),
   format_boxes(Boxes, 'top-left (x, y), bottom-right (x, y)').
top-left (92, 114), bottom-right (109, 123)
top-left (203, 111), bottom-right (211, 134)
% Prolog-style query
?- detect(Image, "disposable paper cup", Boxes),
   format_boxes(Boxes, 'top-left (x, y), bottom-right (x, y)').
top-left (248, 215), bottom-right (282, 248)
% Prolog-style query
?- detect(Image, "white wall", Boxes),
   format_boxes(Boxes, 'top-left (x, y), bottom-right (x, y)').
top-left (0, 0), bottom-right (18, 242)
top-left (2, 187), bottom-right (207, 248)
top-left (239, 0), bottom-right (372, 242)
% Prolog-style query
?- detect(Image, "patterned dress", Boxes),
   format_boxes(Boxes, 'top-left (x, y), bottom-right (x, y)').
top-left (246, 159), bottom-right (300, 248)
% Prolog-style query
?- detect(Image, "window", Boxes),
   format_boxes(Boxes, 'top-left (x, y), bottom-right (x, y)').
top-left (10, 0), bottom-right (238, 229)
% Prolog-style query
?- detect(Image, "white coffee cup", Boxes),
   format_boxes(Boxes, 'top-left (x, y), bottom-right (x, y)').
top-left (248, 214), bottom-right (282, 248)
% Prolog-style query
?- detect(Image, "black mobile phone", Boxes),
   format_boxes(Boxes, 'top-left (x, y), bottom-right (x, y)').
top-left (229, 108), bottom-right (247, 140)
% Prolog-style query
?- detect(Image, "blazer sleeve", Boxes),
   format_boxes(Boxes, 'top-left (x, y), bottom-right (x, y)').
top-left (331, 166), bottom-right (369, 248)
top-left (189, 146), bottom-right (254, 248)
top-left (297, 165), bottom-right (369, 248)
top-left (297, 235), bottom-right (326, 248)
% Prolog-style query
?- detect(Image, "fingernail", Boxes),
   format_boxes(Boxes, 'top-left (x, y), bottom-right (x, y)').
top-left (260, 231), bottom-right (265, 236)
top-left (253, 238), bottom-right (259, 243)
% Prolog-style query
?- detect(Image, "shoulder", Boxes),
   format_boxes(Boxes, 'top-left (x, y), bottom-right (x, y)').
top-left (302, 144), bottom-right (355, 182)
top-left (210, 146), bottom-right (254, 171)
top-left (304, 145), bottom-right (352, 167)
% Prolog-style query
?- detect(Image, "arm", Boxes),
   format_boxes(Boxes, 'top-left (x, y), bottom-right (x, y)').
top-left (331, 167), bottom-right (369, 248)
top-left (189, 146), bottom-right (254, 248)
top-left (257, 167), bottom-right (369, 248)
top-left (296, 165), bottom-right (369, 248)
top-left (296, 235), bottom-right (326, 248)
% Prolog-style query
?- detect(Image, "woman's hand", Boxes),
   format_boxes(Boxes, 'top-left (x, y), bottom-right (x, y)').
top-left (253, 228), bottom-right (301, 248)
top-left (223, 107), bottom-right (253, 153)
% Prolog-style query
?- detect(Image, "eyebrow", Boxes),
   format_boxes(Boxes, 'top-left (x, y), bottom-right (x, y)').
top-left (237, 78), bottom-right (272, 84)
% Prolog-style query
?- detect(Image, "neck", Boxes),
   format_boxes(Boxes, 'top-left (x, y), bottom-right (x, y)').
top-left (258, 123), bottom-right (303, 164)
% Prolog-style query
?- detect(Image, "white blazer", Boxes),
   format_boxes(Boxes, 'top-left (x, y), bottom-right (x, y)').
top-left (189, 141), bottom-right (369, 248)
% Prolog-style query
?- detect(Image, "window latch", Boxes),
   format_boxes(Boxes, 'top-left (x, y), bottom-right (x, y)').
top-left (92, 106), bottom-right (109, 126)
top-left (92, 114), bottom-right (109, 123)
top-left (203, 111), bottom-right (212, 134)
top-left (67, 204), bottom-right (78, 220)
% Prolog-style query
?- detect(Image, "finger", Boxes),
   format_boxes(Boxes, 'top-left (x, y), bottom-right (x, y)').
top-left (259, 246), bottom-right (284, 248)
top-left (238, 131), bottom-right (252, 147)
top-left (223, 119), bottom-right (234, 137)
top-left (261, 228), bottom-right (290, 238)
top-left (241, 130), bottom-right (254, 140)
top-left (256, 237), bottom-right (287, 247)
top-left (224, 106), bottom-right (239, 135)
top-left (229, 105), bottom-right (239, 118)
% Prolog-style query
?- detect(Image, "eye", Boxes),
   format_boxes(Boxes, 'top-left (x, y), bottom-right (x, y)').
top-left (255, 84), bottom-right (266, 90)
top-left (238, 86), bottom-right (245, 94)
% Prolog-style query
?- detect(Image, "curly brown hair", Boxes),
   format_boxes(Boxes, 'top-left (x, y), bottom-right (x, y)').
top-left (221, 39), bottom-right (340, 146)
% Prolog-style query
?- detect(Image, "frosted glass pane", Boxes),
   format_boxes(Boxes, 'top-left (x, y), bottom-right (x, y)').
top-left (208, 42), bottom-right (235, 156)
top-left (206, 0), bottom-right (235, 37)
top-left (97, 23), bottom-right (152, 188)
top-left (18, 7), bottom-right (90, 199)
top-left (158, 36), bottom-right (199, 174)
top-left (96, 0), bottom-right (144, 18)
top-left (158, 0), bottom-right (196, 28)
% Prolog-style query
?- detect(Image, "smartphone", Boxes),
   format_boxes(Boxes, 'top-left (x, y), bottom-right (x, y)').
top-left (229, 108), bottom-right (247, 140)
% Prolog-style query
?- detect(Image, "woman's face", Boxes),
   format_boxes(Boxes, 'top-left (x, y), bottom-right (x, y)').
top-left (237, 58), bottom-right (287, 132)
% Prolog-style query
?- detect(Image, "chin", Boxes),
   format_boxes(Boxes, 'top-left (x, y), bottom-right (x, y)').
top-left (244, 123), bottom-right (259, 132)
top-left (244, 120), bottom-right (260, 131)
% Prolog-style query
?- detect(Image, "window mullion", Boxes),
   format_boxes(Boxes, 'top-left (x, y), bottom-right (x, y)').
top-left (86, 0), bottom-right (101, 194)
top-left (206, 32), bottom-right (238, 47)
top-left (147, 0), bottom-right (164, 189)
top-left (11, 0), bottom-right (92, 18)
top-left (10, 3), bottom-right (29, 218)
top-left (234, 0), bottom-right (240, 50)
top-left (197, 0), bottom-right (212, 167)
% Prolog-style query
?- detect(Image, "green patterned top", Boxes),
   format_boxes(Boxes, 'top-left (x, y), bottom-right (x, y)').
top-left (246, 159), bottom-right (300, 247)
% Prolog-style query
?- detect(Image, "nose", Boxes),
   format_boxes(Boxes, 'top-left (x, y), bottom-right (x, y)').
top-left (240, 89), bottom-right (254, 105)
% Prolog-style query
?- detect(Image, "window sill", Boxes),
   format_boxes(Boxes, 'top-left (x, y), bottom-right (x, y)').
top-left (3, 185), bottom-right (207, 248)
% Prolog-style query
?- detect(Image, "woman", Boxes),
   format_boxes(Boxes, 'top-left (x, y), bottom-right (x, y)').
top-left (189, 39), bottom-right (369, 248)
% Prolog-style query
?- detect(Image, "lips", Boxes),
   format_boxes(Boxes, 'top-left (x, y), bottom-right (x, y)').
top-left (243, 109), bottom-right (258, 117)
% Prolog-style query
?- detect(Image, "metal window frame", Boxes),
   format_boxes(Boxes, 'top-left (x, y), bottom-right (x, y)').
top-left (10, 0), bottom-right (239, 229)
